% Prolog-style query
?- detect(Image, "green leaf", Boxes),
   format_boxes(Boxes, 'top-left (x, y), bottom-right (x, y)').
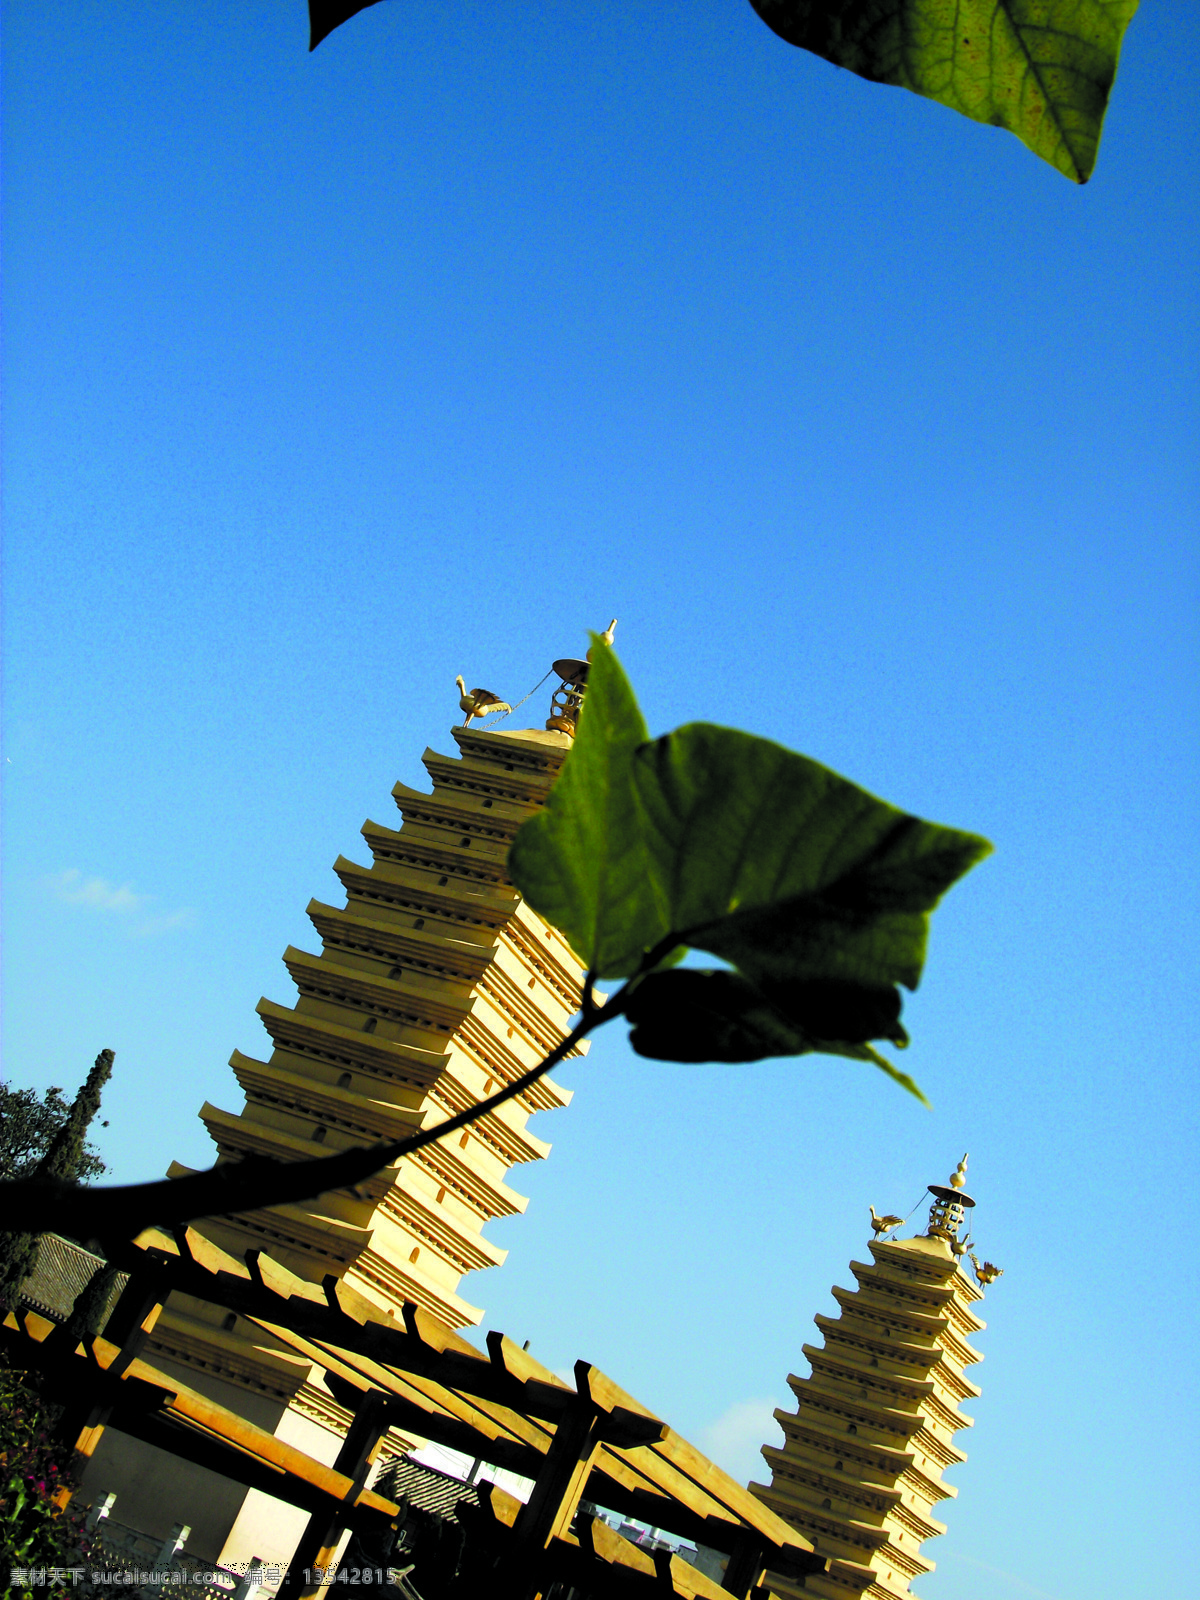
top-left (508, 642), bottom-right (671, 977)
top-left (632, 722), bottom-right (991, 996)
top-left (624, 967), bottom-right (929, 1101)
top-left (749, 0), bottom-right (1139, 183)
top-left (309, 1), bottom-right (386, 52)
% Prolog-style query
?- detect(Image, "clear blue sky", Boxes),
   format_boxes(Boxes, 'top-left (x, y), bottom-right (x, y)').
top-left (3, 5), bottom-right (1196, 1596)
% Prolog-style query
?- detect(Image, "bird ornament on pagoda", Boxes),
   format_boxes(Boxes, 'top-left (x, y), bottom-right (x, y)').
top-left (969, 1253), bottom-right (1004, 1286)
top-left (455, 675), bottom-right (512, 727)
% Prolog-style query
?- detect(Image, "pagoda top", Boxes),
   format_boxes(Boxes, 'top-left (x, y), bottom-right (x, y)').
top-left (454, 619), bottom-right (618, 741)
top-left (871, 1156), bottom-right (1004, 1290)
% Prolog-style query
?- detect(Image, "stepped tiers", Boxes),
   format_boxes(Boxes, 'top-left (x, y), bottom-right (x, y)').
top-left (751, 1222), bottom-right (990, 1599)
top-left (158, 724), bottom-right (582, 1399)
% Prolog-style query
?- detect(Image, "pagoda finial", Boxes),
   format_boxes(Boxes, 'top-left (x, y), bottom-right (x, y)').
top-left (925, 1156), bottom-right (976, 1243)
top-left (547, 619), bottom-right (619, 736)
top-left (587, 619), bottom-right (617, 657)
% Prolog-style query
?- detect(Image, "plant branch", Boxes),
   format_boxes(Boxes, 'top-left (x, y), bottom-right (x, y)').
top-left (0, 998), bottom-right (625, 1247)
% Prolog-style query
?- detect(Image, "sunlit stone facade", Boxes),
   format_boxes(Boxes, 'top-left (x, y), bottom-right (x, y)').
top-left (84, 724), bottom-right (583, 1567)
top-left (752, 1177), bottom-right (989, 1598)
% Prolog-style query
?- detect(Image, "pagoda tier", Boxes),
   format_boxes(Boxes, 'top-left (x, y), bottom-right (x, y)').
top-left (153, 725), bottom-right (582, 1400)
top-left (751, 1190), bottom-right (990, 1600)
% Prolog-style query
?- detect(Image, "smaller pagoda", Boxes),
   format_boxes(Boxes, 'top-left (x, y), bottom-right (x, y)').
top-left (751, 1159), bottom-right (1001, 1598)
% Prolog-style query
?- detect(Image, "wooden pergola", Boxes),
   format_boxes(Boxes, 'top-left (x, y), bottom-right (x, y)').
top-left (9, 1228), bottom-right (832, 1593)
top-left (6, 1227), bottom-right (824, 1600)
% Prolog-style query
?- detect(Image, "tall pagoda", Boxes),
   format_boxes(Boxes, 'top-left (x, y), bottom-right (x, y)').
top-left (751, 1159), bottom-right (1001, 1599)
top-left (154, 718), bottom-right (581, 1380)
top-left (85, 686), bottom-right (591, 1566)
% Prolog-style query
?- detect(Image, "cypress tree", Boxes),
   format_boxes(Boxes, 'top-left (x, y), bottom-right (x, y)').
top-left (0, 1049), bottom-right (114, 1315)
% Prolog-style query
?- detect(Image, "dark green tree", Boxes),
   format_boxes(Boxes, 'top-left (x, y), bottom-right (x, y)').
top-left (0, 1051), bottom-right (114, 1315)
top-left (0, 1082), bottom-right (107, 1183)
top-left (0, 1364), bottom-right (91, 1599)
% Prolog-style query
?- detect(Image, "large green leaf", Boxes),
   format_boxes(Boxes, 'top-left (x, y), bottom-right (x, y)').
top-left (508, 642), bottom-right (670, 977)
top-left (749, 0), bottom-right (1138, 183)
top-left (309, 1), bottom-right (385, 52)
top-left (623, 967), bottom-right (929, 1100)
top-left (511, 657), bottom-right (989, 1085)
top-left (632, 723), bottom-right (991, 994)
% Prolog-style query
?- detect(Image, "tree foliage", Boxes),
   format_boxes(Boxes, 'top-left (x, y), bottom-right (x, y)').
top-left (0, 1364), bottom-right (87, 1597)
top-left (0, 1052), bottom-right (113, 1315)
top-left (23, 1052), bottom-right (113, 1191)
top-left (307, 0), bottom-right (1137, 182)
top-left (0, 1083), bottom-right (106, 1184)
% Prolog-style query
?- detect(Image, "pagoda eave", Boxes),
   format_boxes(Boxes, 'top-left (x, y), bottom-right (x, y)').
top-left (813, 1313), bottom-right (941, 1369)
top-left (831, 1286), bottom-right (951, 1338)
top-left (333, 855), bottom-right (518, 937)
top-left (422, 747), bottom-right (557, 807)
top-left (283, 945), bottom-right (472, 1035)
top-left (391, 779), bottom-right (530, 843)
top-left (200, 1211), bottom-right (370, 1276)
top-left (379, 1186), bottom-right (507, 1273)
top-left (343, 1249), bottom-right (484, 1328)
top-left (406, 1141), bottom-right (528, 1221)
top-left (756, 1453), bottom-right (900, 1516)
top-left (802, 1344), bottom-right (938, 1402)
top-left (850, 1261), bottom-right (958, 1311)
top-left (774, 1411), bottom-right (916, 1478)
top-left (456, 1014), bottom-right (577, 1108)
top-left (231, 1054), bottom-right (428, 1142)
top-left (256, 996), bottom-right (450, 1087)
top-left (362, 819), bottom-right (511, 890)
top-left (786, 1378), bottom-right (926, 1440)
top-left (424, 1075), bottom-right (553, 1166)
top-left (450, 723), bottom-right (570, 775)
top-left (306, 899), bottom-right (493, 982)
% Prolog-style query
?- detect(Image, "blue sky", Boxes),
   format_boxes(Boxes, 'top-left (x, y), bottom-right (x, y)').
top-left (2, 5), bottom-right (1197, 1596)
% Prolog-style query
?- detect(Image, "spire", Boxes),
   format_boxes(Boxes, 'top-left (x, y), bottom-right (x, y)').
top-left (86, 688), bottom-right (588, 1573)
top-left (155, 713), bottom-right (583, 1408)
top-left (546, 617), bottom-right (618, 736)
top-left (752, 1164), bottom-right (999, 1598)
top-left (923, 1153), bottom-right (975, 1248)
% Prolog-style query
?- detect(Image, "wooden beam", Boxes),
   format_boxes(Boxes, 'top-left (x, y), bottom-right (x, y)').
top-left (1, 1314), bottom-right (400, 1535)
top-left (115, 1233), bottom-right (581, 1422)
top-left (490, 1362), bottom-right (616, 1600)
top-left (293, 1330), bottom-right (812, 1571)
top-left (100, 1234), bottom-right (820, 1578)
top-left (573, 1514), bottom-right (734, 1599)
top-left (463, 1490), bottom-right (735, 1600)
top-left (49, 1253), bottom-right (173, 1495)
top-left (720, 1526), bottom-right (771, 1600)
top-left (277, 1389), bottom-right (392, 1600)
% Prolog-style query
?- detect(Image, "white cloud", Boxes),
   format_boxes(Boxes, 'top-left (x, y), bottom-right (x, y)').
top-left (51, 869), bottom-right (149, 913)
top-left (939, 1550), bottom-right (1068, 1600)
top-left (696, 1398), bottom-right (782, 1488)
top-left (133, 907), bottom-right (195, 937)
top-left (47, 869), bottom-right (193, 936)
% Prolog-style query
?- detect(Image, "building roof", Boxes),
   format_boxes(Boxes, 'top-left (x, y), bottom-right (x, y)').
top-left (374, 1457), bottom-right (481, 1521)
top-left (20, 1231), bottom-right (128, 1325)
